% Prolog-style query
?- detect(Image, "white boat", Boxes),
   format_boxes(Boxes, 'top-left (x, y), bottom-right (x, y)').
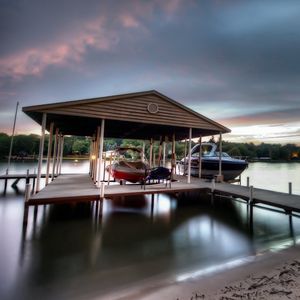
top-left (179, 143), bottom-right (248, 181)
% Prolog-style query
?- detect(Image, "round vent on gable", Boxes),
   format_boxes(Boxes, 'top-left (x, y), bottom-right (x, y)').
top-left (147, 103), bottom-right (159, 114)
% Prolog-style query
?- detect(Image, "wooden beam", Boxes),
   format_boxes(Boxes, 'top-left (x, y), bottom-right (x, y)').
top-left (187, 128), bottom-right (192, 184)
top-left (36, 113), bottom-right (47, 193)
top-left (45, 122), bottom-right (54, 185)
top-left (97, 119), bottom-right (105, 187)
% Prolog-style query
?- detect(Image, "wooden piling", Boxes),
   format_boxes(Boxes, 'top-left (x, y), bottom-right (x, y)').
top-left (4, 168), bottom-right (8, 194)
top-left (23, 183), bottom-right (31, 225)
top-left (289, 182), bottom-right (292, 195)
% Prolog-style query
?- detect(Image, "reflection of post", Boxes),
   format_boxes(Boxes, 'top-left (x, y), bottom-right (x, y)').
top-left (289, 214), bottom-right (295, 245)
top-left (22, 183), bottom-right (31, 225)
top-left (151, 194), bottom-right (155, 221)
top-left (249, 203), bottom-right (254, 238)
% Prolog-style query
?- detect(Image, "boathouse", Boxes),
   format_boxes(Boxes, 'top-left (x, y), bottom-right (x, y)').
top-left (20, 90), bottom-right (300, 226)
top-left (23, 90), bottom-right (230, 190)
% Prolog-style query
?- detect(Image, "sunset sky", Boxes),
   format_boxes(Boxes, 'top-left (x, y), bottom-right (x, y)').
top-left (0, 0), bottom-right (299, 144)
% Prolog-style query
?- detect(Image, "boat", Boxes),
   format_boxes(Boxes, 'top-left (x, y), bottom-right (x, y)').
top-left (106, 147), bottom-right (149, 183)
top-left (179, 143), bottom-right (248, 181)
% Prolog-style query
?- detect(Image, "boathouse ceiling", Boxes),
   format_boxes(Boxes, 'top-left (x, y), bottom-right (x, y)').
top-left (22, 90), bottom-right (230, 140)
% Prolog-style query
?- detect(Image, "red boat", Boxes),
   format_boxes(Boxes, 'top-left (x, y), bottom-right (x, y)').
top-left (106, 147), bottom-right (149, 183)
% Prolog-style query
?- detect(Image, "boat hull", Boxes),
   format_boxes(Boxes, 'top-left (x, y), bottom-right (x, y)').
top-left (107, 164), bottom-right (147, 183)
top-left (179, 158), bottom-right (248, 181)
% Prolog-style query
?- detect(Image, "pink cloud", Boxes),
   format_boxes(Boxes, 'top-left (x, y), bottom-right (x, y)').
top-left (0, 0), bottom-right (190, 80)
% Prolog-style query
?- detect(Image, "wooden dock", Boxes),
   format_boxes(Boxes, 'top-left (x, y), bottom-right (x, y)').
top-left (24, 174), bottom-right (300, 217)
top-left (0, 172), bottom-right (54, 194)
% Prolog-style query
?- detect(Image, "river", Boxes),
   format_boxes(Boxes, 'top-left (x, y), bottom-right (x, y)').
top-left (0, 161), bottom-right (299, 299)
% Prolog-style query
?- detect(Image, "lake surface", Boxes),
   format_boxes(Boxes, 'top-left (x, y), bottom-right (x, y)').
top-left (0, 161), bottom-right (300, 299)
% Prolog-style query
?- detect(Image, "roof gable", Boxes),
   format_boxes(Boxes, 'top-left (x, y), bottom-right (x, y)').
top-left (23, 90), bottom-right (230, 134)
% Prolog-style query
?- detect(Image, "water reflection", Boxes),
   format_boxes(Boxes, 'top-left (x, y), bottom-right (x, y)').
top-left (11, 193), bottom-right (259, 300)
top-left (1, 160), bottom-right (300, 299)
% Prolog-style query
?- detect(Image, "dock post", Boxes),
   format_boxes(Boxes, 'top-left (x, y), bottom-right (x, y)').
top-left (51, 128), bottom-right (59, 181)
top-left (198, 136), bottom-right (202, 179)
top-left (45, 122), bottom-right (54, 185)
top-left (239, 175), bottom-right (241, 185)
top-left (249, 185), bottom-right (253, 204)
top-left (97, 119), bottom-right (105, 187)
top-left (162, 138), bottom-right (166, 167)
top-left (187, 128), bottom-right (192, 184)
top-left (4, 168), bottom-right (8, 194)
top-left (247, 177), bottom-right (250, 187)
top-left (36, 112), bottom-right (47, 193)
top-left (26, 169), bottom-right (29, 184)
top-left (23, 183), bottom-right (31, 225)
top-left (289, 182), bottom-right (292, 195)
top-left (149, 138), bottom-right (153, 169)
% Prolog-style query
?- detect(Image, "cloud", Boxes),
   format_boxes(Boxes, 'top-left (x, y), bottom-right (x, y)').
top-left (0, 0), bottom-right (189, 81)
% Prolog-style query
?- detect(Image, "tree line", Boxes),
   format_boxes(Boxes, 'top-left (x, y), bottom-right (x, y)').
top-left (0, 132), bottom-right (299, 161)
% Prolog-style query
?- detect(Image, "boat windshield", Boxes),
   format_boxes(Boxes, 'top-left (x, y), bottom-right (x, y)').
top-left (191, 144), bottom-right (214, 157)
top-left (117, 148), bottom-right (143, 162)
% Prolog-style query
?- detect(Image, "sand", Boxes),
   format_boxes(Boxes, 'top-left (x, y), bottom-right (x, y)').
top-left (101, 245), bottom-right (300, 300)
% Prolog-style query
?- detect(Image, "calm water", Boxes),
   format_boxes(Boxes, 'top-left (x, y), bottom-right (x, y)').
top-left (0, 161), bottom-right (300, 300)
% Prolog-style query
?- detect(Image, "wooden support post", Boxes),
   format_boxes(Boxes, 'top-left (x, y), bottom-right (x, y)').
top-left (162, 138), bottom-right (166, 167)
top-left (94, 127), bottom-right (101, 183)
top-left (142, 141), bottom-right (145, 162)
top-left (247, 177), bottom-right (250, 187)
top-left (97, 119), bottom-right (105, 187)
top-left (289, 182), bottom-right (292, 195)
top-left (36, 113), bottom-right (47, 193)
top-left (89, 139), bottom-right (93, 176)
top-left (149, 138), bottom-right (153, 169)
top-left (26, 169), bottom-right (30, 184)
top-left (59, 135), bottom-right (64, 175)
top-left (107, 152), bottom-right (113, 185)
top-left (4, 168), bottom-right (8, 194)
top-left (198, 136), bottom-right (202, 179)
top-left (218, 132), bottom-right (222, 179)
top-left (45, 122), bottom-right (54, 185)
top-left (171, 133), bottom-right (176, 175)
top-left (187, 128), bottom-right (192, 184)
top-left (103, 151), bottom-right (106, 181)
top-left (55, 134), bottom-right (61, 176)
top-left (183, 138), bottom-right (187, 175)
top-left (51, 128), bottom-right (59, 181)
top-left (158, 136), bottom-right (163, 166)
top-left (23, 183), bottom-right (31, 225)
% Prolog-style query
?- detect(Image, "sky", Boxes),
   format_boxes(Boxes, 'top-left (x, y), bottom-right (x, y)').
top-left (0, 0), bottom-right (300, 144)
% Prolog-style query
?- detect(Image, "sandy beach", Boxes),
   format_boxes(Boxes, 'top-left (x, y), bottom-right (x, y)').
top-left (101, 244), bottom-right (300, 300)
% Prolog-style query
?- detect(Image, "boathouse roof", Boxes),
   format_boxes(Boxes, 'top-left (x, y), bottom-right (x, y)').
top-left (22, 90), bottom-right (230, 140)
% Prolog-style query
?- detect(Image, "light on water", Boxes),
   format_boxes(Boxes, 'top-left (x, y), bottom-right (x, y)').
top-left (0, 161), bottom-right (300, 299)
